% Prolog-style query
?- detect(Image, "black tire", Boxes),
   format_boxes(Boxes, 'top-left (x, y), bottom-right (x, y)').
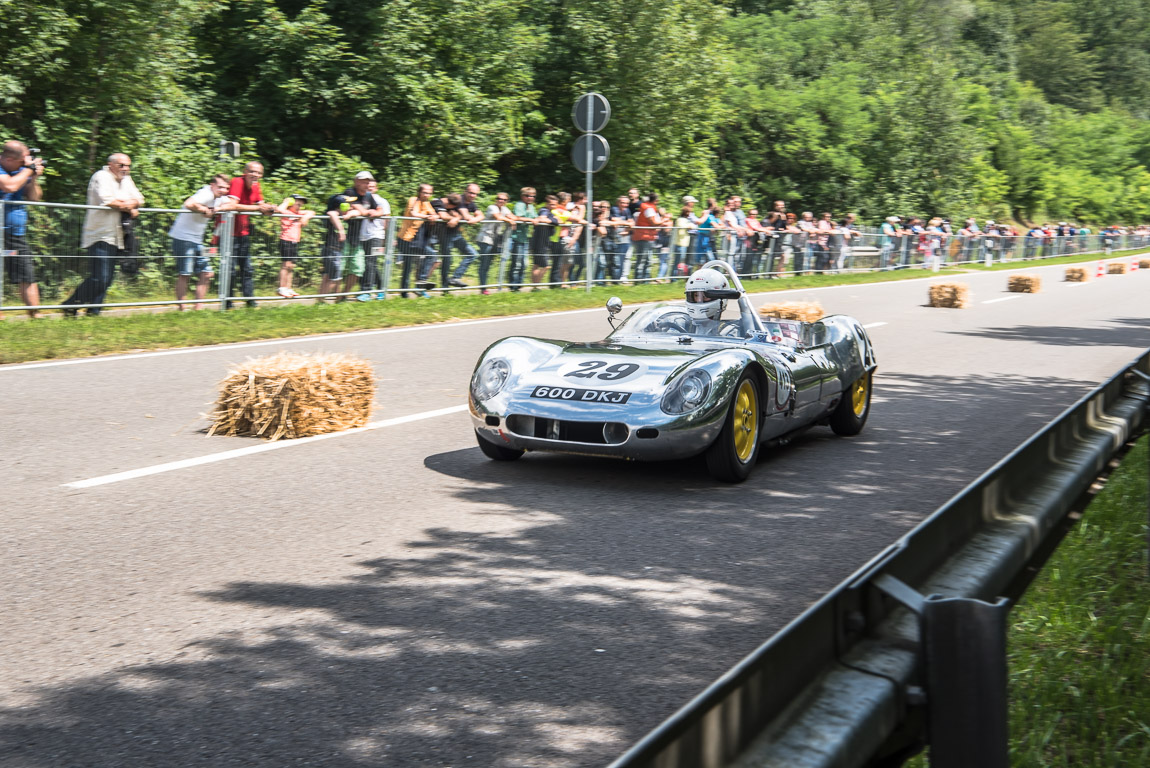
top-left (705, 371), bottom-right (762, 483)
top-left (829, 371), bottom-right (872, 436)
top-left (475, 430), bottom-right (524, 461)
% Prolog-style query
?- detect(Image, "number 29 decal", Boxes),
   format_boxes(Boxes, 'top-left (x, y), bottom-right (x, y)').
top-left (560, 360), bottom-right (646, 382)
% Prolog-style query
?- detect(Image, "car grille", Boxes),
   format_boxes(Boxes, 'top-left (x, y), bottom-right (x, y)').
top-left (506, 415), bottom-right (629, 445)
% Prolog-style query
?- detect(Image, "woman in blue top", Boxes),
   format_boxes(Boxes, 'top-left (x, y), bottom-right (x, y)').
top-left (693, 205), bottom-right (723, 266)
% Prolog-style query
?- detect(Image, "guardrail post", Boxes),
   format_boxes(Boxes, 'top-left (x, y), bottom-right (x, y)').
top-left (380, 216), bottom-right (397, 300)
top-left (923, 594), bottom-right (1010, 768)
top-left (217, 211), bottom-right (234, 311)
top-left (498, 231), bottom-right (513, 291)
top-left (0, 199), bottom-right (6, 311)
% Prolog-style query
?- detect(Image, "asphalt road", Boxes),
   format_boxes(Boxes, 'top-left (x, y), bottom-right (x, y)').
top-left (2, 262), bottom-right (1149, 767)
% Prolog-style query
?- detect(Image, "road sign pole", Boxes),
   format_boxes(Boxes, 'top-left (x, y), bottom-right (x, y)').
top-left (585, 97), bottom-right (594, 294)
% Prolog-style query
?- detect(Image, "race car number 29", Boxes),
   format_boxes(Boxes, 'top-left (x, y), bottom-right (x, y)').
top-left (531, 386), bottom-right (632, 404)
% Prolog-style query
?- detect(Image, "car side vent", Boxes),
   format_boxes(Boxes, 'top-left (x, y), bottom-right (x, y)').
top-left (485, 415), bottom-right (500, 427)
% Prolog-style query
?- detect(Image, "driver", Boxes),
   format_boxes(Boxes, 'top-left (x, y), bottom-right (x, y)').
top-left (684, 267), bottom-right (731, 334)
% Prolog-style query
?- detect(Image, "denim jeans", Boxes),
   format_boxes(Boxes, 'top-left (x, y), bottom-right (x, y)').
top-left (477, 241), bottom-right (499, 288)
top-left (65, 240), bottom-right (119, 314)
top-left (447, 232), bottom-right (479, 279)
top-left (632, 240), bottom-right (654, 281)
top-left (226, 235), bottom-right (254, 307)
top-left (509, 241), bottom-right (528, 288)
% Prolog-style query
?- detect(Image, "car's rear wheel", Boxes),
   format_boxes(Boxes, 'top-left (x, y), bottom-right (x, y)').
top-left (829, 371), bottom-right (872, 436)
top-left (475, 430), bottom-right (525, 461)
top-left (706, 372), bottom-right (761, 483)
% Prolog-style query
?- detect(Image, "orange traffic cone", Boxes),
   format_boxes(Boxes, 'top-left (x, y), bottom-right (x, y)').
top-left (1095, 261), bottom-right (1106, 278)
top-left (1132, 257), bottom-right (1140, 272)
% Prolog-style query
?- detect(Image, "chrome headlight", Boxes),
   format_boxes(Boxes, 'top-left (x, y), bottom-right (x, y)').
top-left (471, 358), bottom-right (511, 401)
top-left (661, 369), bottom-right (712, 414)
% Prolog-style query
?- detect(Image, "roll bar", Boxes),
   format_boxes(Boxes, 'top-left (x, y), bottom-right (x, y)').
top-left (700, 259), bottom-right (766, 334)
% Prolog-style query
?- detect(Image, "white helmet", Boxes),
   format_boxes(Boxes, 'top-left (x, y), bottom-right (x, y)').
top-left (684, 268), bottom-right (730, 321)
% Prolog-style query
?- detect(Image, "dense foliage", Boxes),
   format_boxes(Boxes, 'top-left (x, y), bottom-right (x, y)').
top-left (4, 0), bottom-right (1150, 223)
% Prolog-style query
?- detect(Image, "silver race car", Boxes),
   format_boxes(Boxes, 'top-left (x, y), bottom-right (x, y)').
top-left (469, 260), bottom-right (877, 482)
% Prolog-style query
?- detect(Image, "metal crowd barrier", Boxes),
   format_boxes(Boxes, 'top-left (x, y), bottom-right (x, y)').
top-left (2, 199), bottom-right (1149, 313)
top-left (608, 350), bottom-right (1150, 768)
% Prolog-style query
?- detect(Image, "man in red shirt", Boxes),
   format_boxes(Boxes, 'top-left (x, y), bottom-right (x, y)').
top-left (630, 192), bottom-right (662, 282)
top-left (218, 161), bottom-right (274, 308)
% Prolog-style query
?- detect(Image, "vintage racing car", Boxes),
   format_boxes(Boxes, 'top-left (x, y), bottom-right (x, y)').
top-left (468, 261), bottom-right (877, 481)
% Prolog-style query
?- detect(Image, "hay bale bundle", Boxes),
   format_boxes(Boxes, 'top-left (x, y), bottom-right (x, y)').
top-left (1108, 262), bottom-right (1128, 275)
top-left (1007, 274), bottom-right (1041, 293)
top-left (209, 352), bottom-right (375, 440)
top-left (758, 301), bottom-right (824, 323)
top-left (1064, 267), bottom-right (1090, 282)
top-left (927, 282), bottom-right (971, 309)
top-left (1139, 259), bottom-right (1150, 270)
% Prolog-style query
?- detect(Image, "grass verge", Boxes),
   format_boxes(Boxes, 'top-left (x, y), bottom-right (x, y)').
top-left (910, 436), bottom-right (1149, 766)
top-left (0, 267), bottom-right (957, 364)
top-left (962, 246), bottom-right (1150, 272)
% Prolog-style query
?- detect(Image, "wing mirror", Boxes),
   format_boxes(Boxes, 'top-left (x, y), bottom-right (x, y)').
top-left (606, 297), bottom-right (622, 329)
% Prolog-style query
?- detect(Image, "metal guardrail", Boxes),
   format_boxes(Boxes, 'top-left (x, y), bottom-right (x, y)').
top-left (608, 350), bottom-right (1150, 768)
top-left (3, 198), bottom-right (1150, 313)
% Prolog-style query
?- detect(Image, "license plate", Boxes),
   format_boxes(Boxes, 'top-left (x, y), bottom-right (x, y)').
top-left (530, 385), bottom-right (632, 404)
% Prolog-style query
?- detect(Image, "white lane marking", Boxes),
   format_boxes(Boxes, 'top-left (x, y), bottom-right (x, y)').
top-left (1065, 281), bottom-right (1091, 287)
top-left (11, 259), bottom-right (1145, 372)
top-left (1, 270), bottom-right (997, 372)
top-left (62, 404), bottom-right (469, 489)
top-left (982, 295), bottom-right (1023, 304)
top-left (3, 311), bottom-right (609, 372)
top-left (863, 322), bottom-right (887, 329)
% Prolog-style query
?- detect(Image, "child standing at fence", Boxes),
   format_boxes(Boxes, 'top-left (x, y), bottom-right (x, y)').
top-left (276, 195), bottom-right (315, 298)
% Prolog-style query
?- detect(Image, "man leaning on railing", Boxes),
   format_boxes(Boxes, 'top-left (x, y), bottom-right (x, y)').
top-left (0, 140), bottom-right (44, 318)
top-left (170, 174), bottom-right (229, 311)
top-left (216, 161), bottom-right (274, 309)
top-left (62, 153), bottom-right (144, 317)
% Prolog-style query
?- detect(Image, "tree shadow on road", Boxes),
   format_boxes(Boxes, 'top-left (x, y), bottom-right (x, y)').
top-left (0, 371), bottom-right (1103, 767)
top-left (947, 316), bottom-right (1150, 348)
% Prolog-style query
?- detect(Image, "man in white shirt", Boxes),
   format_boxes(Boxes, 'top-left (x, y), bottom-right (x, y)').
top-left (358, 179), bottom-right (391, 297)
top-left (169, 174), bottom-right (229, 310)
top-left (63, 153), bottom-right (145, 316)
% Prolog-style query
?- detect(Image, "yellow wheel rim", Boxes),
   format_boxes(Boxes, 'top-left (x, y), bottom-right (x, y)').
top-left (851, 374), bottom-right (869, 417)
top-left (733, 379), bottom-right (758, 462)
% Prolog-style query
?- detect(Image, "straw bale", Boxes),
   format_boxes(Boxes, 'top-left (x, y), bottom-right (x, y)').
top-left (927, 282), bottom-right (971, 309)
top-left (1007, 274), bottom-right (1041, 293)
top-left (1139, 259), bottom-right (1150, 270)
top-left (1108, 262), bottom-right (1128, 275)
top-left (758, 301), bottom-right (824, 323)
top-left (209, 352), bottom-right (375, 440)
top-left (1064, 267), bottom-right (1090, 282)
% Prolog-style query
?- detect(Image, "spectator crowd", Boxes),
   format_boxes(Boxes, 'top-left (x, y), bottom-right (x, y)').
top-left (3, 143), bottom-right (1149, 317)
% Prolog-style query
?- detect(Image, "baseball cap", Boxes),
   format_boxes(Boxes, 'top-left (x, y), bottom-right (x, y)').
top-left (355, 171), bottom-right (375, 181)
top-left (682, 195), bottom-right (698, 203)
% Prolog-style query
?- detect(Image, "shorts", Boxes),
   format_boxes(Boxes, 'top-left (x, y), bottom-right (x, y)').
top-left (346, 247), bottom-right (365, 278)
top-left (171, 238), bottom-right (213, 276)
top-left (322, 244), bottom-right (344, 280)
top-left (2, 232), bottom-right (36, 283)
top-left (279, 240), bottom-right (299, 263)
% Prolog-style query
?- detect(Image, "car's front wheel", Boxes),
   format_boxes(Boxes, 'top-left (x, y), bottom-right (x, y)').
top-left (475, 430), bottom-right (525, 461)
top-left (829, 371), bottom-right (872, 436)
top-left (706, 371), bottom-right (761, 483)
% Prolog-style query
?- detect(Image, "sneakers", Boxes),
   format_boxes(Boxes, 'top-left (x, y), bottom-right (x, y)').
top-left (277, 287), bottom-right (300, 299)
top-left (419, 291), bottom-right (432, 298)
top-left (480, 289), bottom-right (490, 295)
top-left (415, 280), bottom-right (436, 290)
top-left (376, 292), bottom-right (387, 300)
top-left (356, 293), bottom-right (372, 302)
top-left (448, 278), bottom-right (467, 288)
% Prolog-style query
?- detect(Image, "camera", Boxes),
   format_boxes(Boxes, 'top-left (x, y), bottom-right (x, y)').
top-left (27, 148), bottom-right (48, 170)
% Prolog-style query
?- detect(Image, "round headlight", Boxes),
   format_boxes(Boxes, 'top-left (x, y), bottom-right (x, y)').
top-left (471, 358), bottom-right (511, 402)
top-left (661, 369), bottom-right (712, 414)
